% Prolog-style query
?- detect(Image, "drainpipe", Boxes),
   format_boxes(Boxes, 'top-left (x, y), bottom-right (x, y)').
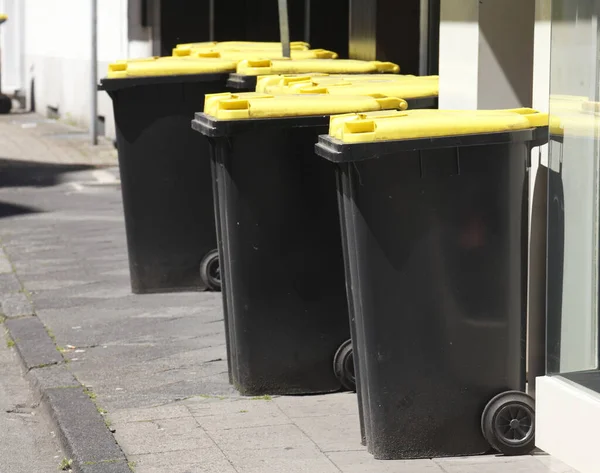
top-left (209, 0), bottom-right (215, 41)
top-left (278, 0), bottom-right (291, 58)
top-left (304, 0), bottom-right (310, 44)
top-left (91, 0), bottom-right (98, 145)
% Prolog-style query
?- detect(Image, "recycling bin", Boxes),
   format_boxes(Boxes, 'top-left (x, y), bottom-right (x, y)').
top-left (227, 58), bottom-right (400, 91)
top-left (315, 109), bottom-right (549, 459)
top-left (256, 73), bottom-right (438, 94)
top-left (192, 93), bottom-right (410, 396)
top-left (99, 57), bottom-right (239, 295)
top-left (175, 41), bottom-right (311, 51)
top-left (173, 47), bottom-right (339, 60)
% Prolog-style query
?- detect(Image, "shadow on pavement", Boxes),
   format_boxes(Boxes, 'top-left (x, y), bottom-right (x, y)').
top-left (0, 158), bottom-right (94, 188)
top-left (0, 200), bottom-right (42, 219)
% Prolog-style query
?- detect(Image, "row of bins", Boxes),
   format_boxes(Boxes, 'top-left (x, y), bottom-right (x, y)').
top-left (100, 43), bottom-right (400, 294)
top-left (100, 41), bottom-right (549, 460)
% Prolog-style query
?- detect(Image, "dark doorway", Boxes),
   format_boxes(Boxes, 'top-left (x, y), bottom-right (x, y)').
top-left (159, 0), bottom-right (349, 58)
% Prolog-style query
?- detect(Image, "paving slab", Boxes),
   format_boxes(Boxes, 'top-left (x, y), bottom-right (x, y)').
top-left (5, 315), bottom-right (64, 369)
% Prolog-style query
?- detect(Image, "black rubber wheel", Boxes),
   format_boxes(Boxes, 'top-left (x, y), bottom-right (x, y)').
top-left (200, 249), bottom-right (221, 291)
top-left (333, 339), bottom-right (356, 392)
top-left (481, 390), bottom-right (535, 456)
top-left (0, 94), bottom-right (12, 114)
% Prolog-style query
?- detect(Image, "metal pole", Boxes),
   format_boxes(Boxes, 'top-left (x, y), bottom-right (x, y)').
top-left (209, 0), bottom-right (215, 42)
top-left (304, 0), bottom-right (311, 45)
top-left (419, 0), bottom-right (429, 76)
top-left (278, 0), bottom-right (291, 58)
top-left (91, 0), bottom-right (98, 145)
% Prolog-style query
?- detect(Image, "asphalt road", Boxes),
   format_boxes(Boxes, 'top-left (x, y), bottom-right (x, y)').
top-left (0, 337), bottom-right (64, 473)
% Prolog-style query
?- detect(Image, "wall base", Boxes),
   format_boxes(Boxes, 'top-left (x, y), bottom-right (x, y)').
top-left (536, 375), bottom-right (600, 473)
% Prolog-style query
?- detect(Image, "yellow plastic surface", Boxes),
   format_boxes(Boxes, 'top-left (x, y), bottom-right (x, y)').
top-left (107, 57), bottom-right (238, 78)
top-left (236, 59), bottom-right (400, 76)
top-left (256, 74), bottom-right (433, 93)
top-left (0, 14), bottom-right (7, 23)
top-left (176, 41), bottom-right (310, 51)
top-left (260, 76), bottom-right (438, 99)
top-left (203, 92), bottom-right (407, 120)
top-left (328, 108), bottom-right (548, 143)
top-left (173, 47), bottom-right (338, 60)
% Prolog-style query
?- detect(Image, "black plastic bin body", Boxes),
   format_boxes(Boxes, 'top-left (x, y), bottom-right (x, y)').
top-left (316, 128), bottom-right (548, 459)
top-left (192, 96), bottom-right (435, 396)
top-left (194, 114), bottom-right (349, 395)
top-left (100, 73), bottom-right (228, 294)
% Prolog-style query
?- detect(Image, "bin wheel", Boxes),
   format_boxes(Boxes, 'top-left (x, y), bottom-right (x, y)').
top-left (200, 249), bottom-right (221, 291)
top-left (481, 390), bottom-right (535, 456)
top-left (0, 94), bottom-right (12, 114)
top-left (333, 339), bottom-right (356, 392)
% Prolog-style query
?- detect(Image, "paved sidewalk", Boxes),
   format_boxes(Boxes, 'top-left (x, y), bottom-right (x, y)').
top-left (0, 319), bottom-right (64, 472)
top-left (0, 112), bottom-right (117, 166)
top-left (0, 121), bottom-right (580, 473)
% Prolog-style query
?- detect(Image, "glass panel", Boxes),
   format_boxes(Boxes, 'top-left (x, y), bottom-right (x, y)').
top-left (547, 0), bottom-right (600, 374)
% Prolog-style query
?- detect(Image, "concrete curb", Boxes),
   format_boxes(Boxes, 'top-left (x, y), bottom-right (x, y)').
top-left (0, 247), bottom-right (130, 473)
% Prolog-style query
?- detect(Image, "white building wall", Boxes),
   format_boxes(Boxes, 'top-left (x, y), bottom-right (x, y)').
top-left (22, 0), bottom-right (133, 139)
top-left (0, 0), bottom-right (26, 98)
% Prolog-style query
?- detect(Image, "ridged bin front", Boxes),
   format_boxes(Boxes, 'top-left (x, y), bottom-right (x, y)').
top-left (100, 74), bottom-right (229, 294)
top-left (316, 124), bottom-right (548, 459)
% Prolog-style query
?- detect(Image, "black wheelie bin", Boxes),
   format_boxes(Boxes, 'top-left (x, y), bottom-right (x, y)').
top-left (100, 57), bottom-right (238, 294)
top-left (315, 108), bottom-right (549, 459)
top-left (192, 93), bottom-right (408, 396)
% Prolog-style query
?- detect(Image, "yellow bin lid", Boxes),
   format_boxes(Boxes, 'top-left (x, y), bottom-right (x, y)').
top-left (328, 108), bottom-right (549, 143)
top-left (107, 56), bottom-right (238, 78)
top-left (203, 92), bottom-right (407, 120)
top-left (237, 59), bottom-right (400, 76)
top-left (261, 76), bottom-right (439, 99)
top-left (256, 73), bottom-right (432, 93)
top-left (173, 48), bottom-right (338, 60)
top-left (176, 41), bottom-right (310, 51)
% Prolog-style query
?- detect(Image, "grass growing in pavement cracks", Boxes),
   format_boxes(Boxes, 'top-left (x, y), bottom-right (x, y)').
top-left (46, 327), bottom-right (56, 342)
top-left (58, 458), bottom-right (73, 471)
top-left (251, 395), bottom-right (273, 401)
top-left (83, 387), bottom-right (113, 428)
top-left (198, 394), bottom-right (228, 400)
top-left (19, 287), bottom-right (33, 302)
top-left (4, 328), bottom-right (15, 348)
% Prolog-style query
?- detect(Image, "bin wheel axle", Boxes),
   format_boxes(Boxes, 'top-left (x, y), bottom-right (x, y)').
top-left (333, 339), bottom-right (356, 392)
top-left (481, 390), bottom-right (535, 456)
top-left (200, 249), bottom-right (221, 292)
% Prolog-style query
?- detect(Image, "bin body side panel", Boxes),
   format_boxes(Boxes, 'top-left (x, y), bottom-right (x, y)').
top-left (337, 165), bottom-right (368, 446)
top-left (211, 141), bottom-right (233, 383)
top-left (213, 125), bottom-right (351, 395)
top-left (345, 143), bottom-right (529, 459)
top-left (110, 79), bottom-right (226, 293)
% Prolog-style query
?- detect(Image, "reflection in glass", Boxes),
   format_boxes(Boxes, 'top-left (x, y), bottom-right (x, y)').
top-left (547, 0), bottom-right (600, 374)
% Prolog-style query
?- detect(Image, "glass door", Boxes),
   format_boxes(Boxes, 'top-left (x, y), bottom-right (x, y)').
top-left (547, 0), bottom-right (600, 389)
